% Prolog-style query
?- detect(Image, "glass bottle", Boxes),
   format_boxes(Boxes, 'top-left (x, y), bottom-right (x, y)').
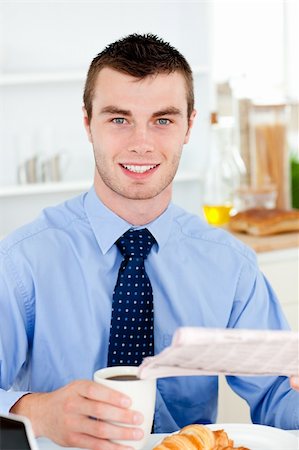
top-left (202, 113), bottom-right (246, 226)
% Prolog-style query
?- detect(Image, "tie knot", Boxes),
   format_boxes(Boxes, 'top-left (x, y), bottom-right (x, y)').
top-left (116, 228), bottom-right (155, 260)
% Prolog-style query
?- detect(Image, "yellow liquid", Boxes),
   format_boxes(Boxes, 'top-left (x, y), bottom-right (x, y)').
top-left (203, 204), bottom-right (233, 226)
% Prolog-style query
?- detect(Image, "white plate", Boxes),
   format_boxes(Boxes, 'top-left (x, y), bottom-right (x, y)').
top-left (207, 424), bottom-right (298, 450)
top-left (150, 424), bottom-right (298, 450)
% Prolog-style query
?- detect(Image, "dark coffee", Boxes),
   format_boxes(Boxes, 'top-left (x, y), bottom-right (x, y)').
top-left (107, 375), bottom-right (140, 381)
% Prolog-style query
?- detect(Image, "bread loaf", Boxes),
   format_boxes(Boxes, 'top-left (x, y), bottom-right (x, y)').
top-left (153, 424), bottom-right (250, 449)
top-left (228, 208), bottom-right (299, 236)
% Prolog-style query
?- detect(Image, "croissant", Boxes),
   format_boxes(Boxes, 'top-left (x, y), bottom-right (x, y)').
top-left (153, 424), bottom-right (250, 450)
top-left (213, 429), bottom-right (233, 449)
top-left (154, 434), bottom-right (203, 449)
top-left (180, 424), bottom-right (215, 449)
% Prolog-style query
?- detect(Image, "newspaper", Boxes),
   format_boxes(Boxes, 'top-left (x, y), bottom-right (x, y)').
top-left (138, 327), bottom-right (299, 379)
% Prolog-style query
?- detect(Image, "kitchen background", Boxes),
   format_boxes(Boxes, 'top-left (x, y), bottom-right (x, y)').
top-left (0, 0), bottom-right (298, 236)
top-left (0, 0), bottom-right (298, 423)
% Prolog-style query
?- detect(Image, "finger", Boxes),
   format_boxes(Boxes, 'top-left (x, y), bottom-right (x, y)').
top-left (74, 416), bottom-right (144, 442)
top-left (290, 376), bottom-right (299, 390)
top-left (76, 381), bottom-right (132, 408)
top-left (74, 396), bottom-right (144, 425)
top-left (69, 432), bottom-right (134, 450)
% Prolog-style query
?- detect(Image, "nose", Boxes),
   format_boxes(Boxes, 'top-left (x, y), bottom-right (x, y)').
top-left (127, 125), bottom-right (154, 154)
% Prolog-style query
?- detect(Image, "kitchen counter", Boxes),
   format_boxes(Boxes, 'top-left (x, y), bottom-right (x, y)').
top-left (228, 229), bottom-right (299, 253)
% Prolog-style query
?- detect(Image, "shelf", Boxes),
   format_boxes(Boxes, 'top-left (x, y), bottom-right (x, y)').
top-left (0, 172), bottom-right (201, 198)
top-left (0, 180), bottom-right (92, 197)
top-left (0, 66), bottom-right (208, 87)
top-left (0, 71), bottom-right (86, 86)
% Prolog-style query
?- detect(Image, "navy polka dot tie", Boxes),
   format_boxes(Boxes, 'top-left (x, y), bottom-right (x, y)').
top-left (107, 228), bottom-right (156, 367)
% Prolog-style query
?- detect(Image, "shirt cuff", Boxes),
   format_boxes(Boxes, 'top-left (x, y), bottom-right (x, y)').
top-left (0, 390), bottom-right (31, 414)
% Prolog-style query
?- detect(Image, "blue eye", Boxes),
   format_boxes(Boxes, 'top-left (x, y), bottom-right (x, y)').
top-left (157, 118), bottom-right (170, 125)
top-left (112, 118), bottom-right (126, 124)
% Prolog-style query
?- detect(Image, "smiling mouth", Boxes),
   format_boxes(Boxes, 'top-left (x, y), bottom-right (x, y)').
top-left (121, 164), bottom-right (158, 173)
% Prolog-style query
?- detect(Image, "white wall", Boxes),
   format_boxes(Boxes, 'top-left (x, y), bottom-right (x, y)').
top-left (285, 0), bottom-right (299, 99)
top-left (211, 0), bottom-right (285, 98)
top-left (0, 1), bottom-right (211, 183)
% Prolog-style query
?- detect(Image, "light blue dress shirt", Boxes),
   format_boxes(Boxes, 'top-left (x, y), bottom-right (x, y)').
top-left (0, 187), bottom-right (298, 431)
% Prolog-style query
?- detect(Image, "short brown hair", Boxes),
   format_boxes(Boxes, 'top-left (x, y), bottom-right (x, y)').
top-left (83, 33), bottom-right (194, 119)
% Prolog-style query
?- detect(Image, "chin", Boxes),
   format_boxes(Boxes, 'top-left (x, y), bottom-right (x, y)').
top-left (121, 186), bottom-right (167, 201)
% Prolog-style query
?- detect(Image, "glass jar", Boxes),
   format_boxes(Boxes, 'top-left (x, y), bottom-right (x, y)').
top-left (249, 102), bottom-right (290, 209)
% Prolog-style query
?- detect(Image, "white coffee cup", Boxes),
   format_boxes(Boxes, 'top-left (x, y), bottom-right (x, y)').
top-left (93, 366), bottom-right (156, 449)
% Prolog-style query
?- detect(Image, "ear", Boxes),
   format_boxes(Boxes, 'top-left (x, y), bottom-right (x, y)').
top-left (184, 109), bottom-right (197, 144)
top-left (82, 106), bottom-right (93, 143)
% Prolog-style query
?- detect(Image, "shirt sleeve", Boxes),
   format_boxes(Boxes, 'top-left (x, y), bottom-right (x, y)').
top-left (0, 249), bottom-right (33, 413)
top-left (227, 259), bottom-right (299, 429)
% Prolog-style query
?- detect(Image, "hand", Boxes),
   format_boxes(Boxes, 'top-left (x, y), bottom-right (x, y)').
top-left (10, 380), bottom-right (144, 450)
top-left (290, 376), bottom-right (299, 391)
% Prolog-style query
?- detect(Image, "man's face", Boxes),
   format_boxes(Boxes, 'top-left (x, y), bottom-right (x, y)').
top-left (84, 67), bottom-right (196, 203)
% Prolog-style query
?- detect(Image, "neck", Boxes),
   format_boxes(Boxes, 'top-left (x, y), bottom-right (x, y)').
top-left (93, 177), bottom-right (172, 226)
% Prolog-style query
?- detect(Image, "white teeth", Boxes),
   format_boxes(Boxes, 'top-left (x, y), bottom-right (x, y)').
top-left (122, 164), bottom-right (157, 173)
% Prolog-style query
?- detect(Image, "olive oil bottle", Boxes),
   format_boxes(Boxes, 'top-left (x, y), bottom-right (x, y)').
top-left (202, 204), bottom-right (233, 226)
top-left (202, 113), bottom-right (246, 226)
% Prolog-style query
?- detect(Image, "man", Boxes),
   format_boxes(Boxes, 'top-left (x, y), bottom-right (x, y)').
top-left (0, 34), bottom-right (298, 450)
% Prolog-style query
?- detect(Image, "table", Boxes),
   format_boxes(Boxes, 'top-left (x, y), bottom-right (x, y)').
top-left (37, 430), bottom-right (299, 449)
top-left (37, 434), bottom-right (163, 449)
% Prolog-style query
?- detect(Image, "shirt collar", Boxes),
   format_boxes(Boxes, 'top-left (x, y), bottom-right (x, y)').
top-left (83, 186), bottom-right (175, 254)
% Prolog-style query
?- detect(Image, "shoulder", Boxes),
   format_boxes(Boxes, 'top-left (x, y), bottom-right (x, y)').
top-left (0, 192), bottom-right (87, 256)
top-left (171, 204), bottom-right (257, 265)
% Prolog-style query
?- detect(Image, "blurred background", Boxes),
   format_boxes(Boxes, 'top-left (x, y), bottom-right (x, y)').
top-left (0, 0), bottom-right (298, 423)
top-left (0, 0), bottom-right (298, 236)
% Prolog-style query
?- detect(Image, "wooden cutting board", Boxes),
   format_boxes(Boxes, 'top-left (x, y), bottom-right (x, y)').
top-left (227, 229), bottom-right (299, 253)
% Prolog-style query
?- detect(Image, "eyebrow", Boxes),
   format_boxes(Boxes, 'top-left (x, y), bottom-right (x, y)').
top-left (152, 107), bottom-right (183, 118)
top-left (99, 106), bottom-right (183, 117)
top-left (100, 106), bottom-right (132, 116)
